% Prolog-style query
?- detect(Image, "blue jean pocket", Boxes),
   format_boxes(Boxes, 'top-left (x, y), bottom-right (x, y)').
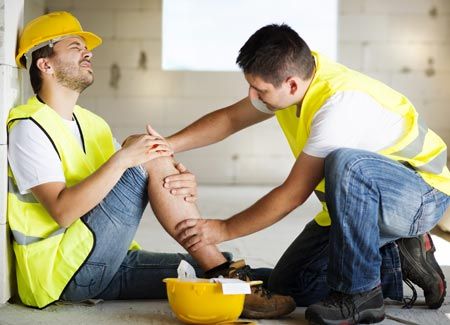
top-left (73, 262), bottom-right (107, 298)
top-left (410, 188), bottom-right (442, 236)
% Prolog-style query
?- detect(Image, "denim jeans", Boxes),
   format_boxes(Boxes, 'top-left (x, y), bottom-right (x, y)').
top-left (61, 167), bottom-right (229, 301)
top-left (269, 149), bottom-right (450, 306)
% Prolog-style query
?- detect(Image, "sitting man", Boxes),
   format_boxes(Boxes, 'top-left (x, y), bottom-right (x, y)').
top-left (8, 11), bottom-right (295, 319)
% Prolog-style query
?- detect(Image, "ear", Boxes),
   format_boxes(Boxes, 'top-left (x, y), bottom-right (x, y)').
top-left (285, 76), bottom-right (298, 95)
top-left (36, 58), bottom-right (54, 75)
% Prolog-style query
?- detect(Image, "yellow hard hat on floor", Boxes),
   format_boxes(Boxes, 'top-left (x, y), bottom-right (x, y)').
top-left (16, 11), bottom-right (102, 68)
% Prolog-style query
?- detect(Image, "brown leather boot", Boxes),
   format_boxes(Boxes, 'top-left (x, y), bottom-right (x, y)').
top-left (220, 260), bottom-right (296, 319)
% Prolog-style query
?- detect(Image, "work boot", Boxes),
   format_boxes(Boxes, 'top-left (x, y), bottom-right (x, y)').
top-left (305, 286), bottom-right (385, 325)
top-left (397, 233), bottom-right (446, 309)
top-left (212, 260), bottom-right (296, 319)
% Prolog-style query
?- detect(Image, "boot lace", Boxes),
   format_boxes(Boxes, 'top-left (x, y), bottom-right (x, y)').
top-left (230, 265), bottom-right (253, 281)
top-left (231, 265), bottom-right (273, 299)
top-left (324, 291), bottom-right (360, 323)
top-left (402, 278), bottom-right (417, 309)
top-left (252, 284), bottom-right (273, 299)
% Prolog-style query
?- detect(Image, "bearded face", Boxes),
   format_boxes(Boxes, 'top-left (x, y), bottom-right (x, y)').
top-left (44, 36), bottom-right (95, 93)
top-left (52, 55), bottom-right (94, 93)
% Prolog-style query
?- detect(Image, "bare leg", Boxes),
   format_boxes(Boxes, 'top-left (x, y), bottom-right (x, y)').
top-left (143, 157), bottom-right (227, 270)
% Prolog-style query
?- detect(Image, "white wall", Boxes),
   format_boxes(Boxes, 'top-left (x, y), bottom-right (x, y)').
top-left (45, 0), bottom-right (295, 185)
top-left (0, 0), bottom-right (25, 304)
top-left (339, 0), bottom-right (450, 148)
top-left (41, 0), bottom-right (450, 186)
top-left (0, 0), bottom-right (45, 304)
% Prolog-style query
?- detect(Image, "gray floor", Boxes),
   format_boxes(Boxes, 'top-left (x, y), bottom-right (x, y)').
top-left (1, 185), bottom-right (449, 325)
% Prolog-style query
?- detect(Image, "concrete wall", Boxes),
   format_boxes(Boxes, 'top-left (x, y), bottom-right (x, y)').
top-left (0, 0), bottom-right (45, 304)
top-left (44, 0), bottom-right (450, 185)
top-left (0, 0), bottom-right (24, 304)
top-left (339, 0), bottom-right (450, 150)
top-left (45, 0), bottom-right (296, 184)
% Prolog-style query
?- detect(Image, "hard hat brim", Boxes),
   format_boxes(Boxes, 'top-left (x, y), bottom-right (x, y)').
top-left (16, 31), bottom-right (102, 69)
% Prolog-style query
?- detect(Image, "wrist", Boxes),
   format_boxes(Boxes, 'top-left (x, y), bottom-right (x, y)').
top-left (110, 150), bottom-right (128, 172)
top-left (166, 136), bottom-right (177, 153)
top-left (222, 219), bottom-right (231, 241)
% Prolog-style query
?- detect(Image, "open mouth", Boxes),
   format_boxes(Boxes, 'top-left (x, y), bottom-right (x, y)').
top-left (80, 61), bottom-right (92, 70)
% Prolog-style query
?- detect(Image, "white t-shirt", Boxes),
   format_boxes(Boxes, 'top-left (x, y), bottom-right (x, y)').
top-left (251, 90), bottom-right (405, 158)
top-left (8, 118), bottom-right (120, 195)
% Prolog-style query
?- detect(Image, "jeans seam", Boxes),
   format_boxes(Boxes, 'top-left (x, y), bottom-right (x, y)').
top-left (334, 156), bottom-right (388, 292)
top-left (409, 203), bottom-right (423, 235)
top-left (337, 157), bottom-right (368, 288)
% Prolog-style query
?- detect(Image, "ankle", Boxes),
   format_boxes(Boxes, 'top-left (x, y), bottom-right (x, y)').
top-left (204, 261), bottom-right (231, 278)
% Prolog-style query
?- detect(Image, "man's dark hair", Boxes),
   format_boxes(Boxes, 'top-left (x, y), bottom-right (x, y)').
top-left (28, 45), bottom-right (54, 94)
top-left (236, 24), bottom-right (315, 87)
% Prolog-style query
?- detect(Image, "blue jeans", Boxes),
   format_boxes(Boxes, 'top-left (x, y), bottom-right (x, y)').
top-left (269, 149), bottom-right (450, 306)
top-left (61, 167), bottom-right (230, 301)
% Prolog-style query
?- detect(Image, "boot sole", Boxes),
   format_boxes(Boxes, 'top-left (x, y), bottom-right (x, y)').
top-left (241, 306), bottom-right (296, 319)
top-left (425, 238), bottom-right (447, 309)
top-left (306, 308), bottom-right (385, 325)
top-left (398, 236), bottom-right (447, 309)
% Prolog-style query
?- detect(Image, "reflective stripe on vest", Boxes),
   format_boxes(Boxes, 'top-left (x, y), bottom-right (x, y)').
top-left (7, 96), bottom-right (116, 308)
top-left (391, 117), bottom-right (427, 158)
top-left (275, 52), bottom-right (450, 226)
top-left (8, 177), bottom-right (38, 203)
top-left (12, 228), bottom-right (66, 245)
top-left (390, 118), bottom-right (446, 175)
top-left (419, 149), bottom-right (447, 174)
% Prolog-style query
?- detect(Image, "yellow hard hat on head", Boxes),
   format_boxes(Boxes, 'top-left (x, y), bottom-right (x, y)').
top-left (16, 11), bottom-right (102, 68)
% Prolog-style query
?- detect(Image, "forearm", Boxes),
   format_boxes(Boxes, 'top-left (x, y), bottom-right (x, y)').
top-left (145, 157), bottom-right (227, 269)
top-left (224, 185), bottom-right (304, 240)
top-left (168, 108), bottom-right (234, 153)
top-left (50, 154), bottom-right (126, 227)
top-left (175, 153), bottom-right (324, 251)
top-left (167, 98), bottom-right (271, 153)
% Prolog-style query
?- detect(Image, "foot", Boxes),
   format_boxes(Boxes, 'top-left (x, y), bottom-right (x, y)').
top-left (397, 233), bottom-right (446, 309)
top-left (305, 286), bottom-right (385, 325)
top-left (215, 260), bottom-right (296, 319)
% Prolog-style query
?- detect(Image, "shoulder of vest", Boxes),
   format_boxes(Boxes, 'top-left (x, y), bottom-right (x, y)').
top-left (7, 100), bottom-right (48, 132)
top-left (7, 114), bottom-right (62, 161)
top-left (8, 103), bottom-right (43, 122)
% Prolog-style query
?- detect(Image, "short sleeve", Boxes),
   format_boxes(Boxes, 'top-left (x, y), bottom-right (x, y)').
top-left (8, 120), bottom-right (65, 194)
top-left (302, 91), bottom-right (404, 158)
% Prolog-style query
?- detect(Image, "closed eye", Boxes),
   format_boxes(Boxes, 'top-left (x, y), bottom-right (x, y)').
top-left (68, 41), bottom-right (87, 51)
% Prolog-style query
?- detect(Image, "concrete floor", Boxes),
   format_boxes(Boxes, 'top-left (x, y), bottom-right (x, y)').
top-left (1, 185), bottom-right (450, 325)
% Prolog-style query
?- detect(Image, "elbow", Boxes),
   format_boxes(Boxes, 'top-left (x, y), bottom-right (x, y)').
top-left (54, 216), bottom-right (71, 229)
top-left (50, 209), bottom-right (73, 228)
top-left (56, 219), bottom-right (72, 229)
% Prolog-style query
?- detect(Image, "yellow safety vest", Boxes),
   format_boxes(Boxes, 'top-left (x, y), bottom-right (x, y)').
top-left (275, 52), bottom-right (450, 226)
top-left (7, 97), bottom-right (139, 308)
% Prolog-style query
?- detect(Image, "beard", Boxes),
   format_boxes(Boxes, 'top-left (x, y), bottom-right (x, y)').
top-left (53, 59), bottom-right (94, 93)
